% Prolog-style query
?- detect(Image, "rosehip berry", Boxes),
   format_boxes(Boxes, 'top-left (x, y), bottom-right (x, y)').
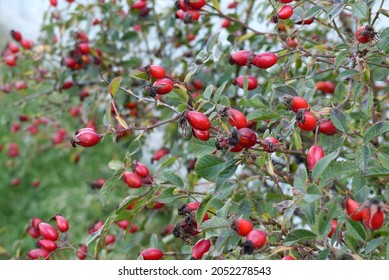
top-left (193, 129), bottom-right (210, 141)
top-left (55, 215), bottom-right (69, 232)
top-left (261, 137), bottom-right (279, 153)
top-left (183, 10), bottom-right (200, 23)
top-left (62, 81), bottom-right (73, 90)
top-left (91, 178), bottom-right (106, 189)
top-left (12, 178), bottom-right (21, 187)
top-left (228, 108), bottom-right (247, 129)
top-left (21, 39), bottom-right (33, 50)
top-left (286, 38), bottom-right (298, 48)
top-left (251, 52), bottom-right (278, 69)
top-left (344, 197), bottom-right (364, 222)
top-left (89, 220), bottom-right (104, 234)
top-left (77, 244), bottom-right (87, 260)
top-left (151, 148), bottom-right (169, 162)
top-left (296, 17), bottom-right (314, 25)
top-left (105, 234), bottom-right (116, 246)
top-left (243, 229), bottom-right (266, 254)
top-left (27, 226), bottom-right (40, 239)
top-left (192, 79), bottom-right (203, 90)
top-left (191, 238), bottom-right (211, 260)
top-left (355, 25), bottom-right (377, 44)
top-left (319, 119), bottom-right (337, 135)
top-left (152, 78), bottom-right (174, 95)
top-left (129, 224), bottom-right (138, 233)
top-left (296, 110), bottom-right (317, 131)
top-left (64, 57), bottom-right (78, 69)
top-left (131, 0), bottom-right (147, 10)
top-left (152, 201), bottom-right (165, 209)
top-left (37, 239), bottom-right (57, 252)
top-left (37, 222), bottom-right (59, 241)
top-left (28, 248), bottom-right (50, 260)
top-left (3, 54), bottom-right (17, 67)
top-left (186, 0), bottom-right (206, 10)
top-left (116, 220), bottom-right (130, 230)
top-left (11, 30), bottom-right (23, 42)
top-left (122, 171), bottom-right (142, 188)
top-left (227, 1), bottom-right (238, 8)
top-left (133, 161), bottom-right (150, 178)
top-left (222, 19), bottom-right (231, 28)
top-left (234, 75), bottom-right (258, 90)
top-left (285, 96), bottom-right (309, 113)
top-left (362, 199), bottom-right (385, 230)
top-left (277, 5), bottom-right (294, 20)
top-left (186, 111), bottom-right (211, 131)
top-left (178, 201), bottom-right (200, 215)
top-left (307, 145), bottom-right (324, 170)
top-left (327, 220), bottom-right (338, 238)
top-left (229, 50), bottom-right (251, 66)
top-left (72, 128), bottom-right (100, 147)
top-left (50, 0), bottom-right (58, 7)
top-left (31, 217), bottom-right (43, 228)
top-left (282, 255), bottom-right (296, 260)
top-left (279, 0), bottom-right (293, 3)
top-left (315, 81), bottom-right (335, 94)
top-left (146, 65), bottom-right (166, 79)
top-left (238, 127), bottom-right (257, 148)
top-left (78, 42), bottom-right (90, 54)
top-left (232, 218), bottom-right (253, 237)
top-left (140, 248), bottom-right (163, 260)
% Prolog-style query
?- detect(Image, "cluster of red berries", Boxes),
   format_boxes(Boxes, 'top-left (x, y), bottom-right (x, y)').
top-left (345, 197), bottom-right (387, 230)
top-left (175, 0), bottom-right (206, 24)
top-left (122, 161), bottom-right (153, 189)
top-left (231, 217), bottom-right (266, 255)
top-left (2, 30), bottom-right (33, 67)
top-left (26, 215), bottom-right (69, 260)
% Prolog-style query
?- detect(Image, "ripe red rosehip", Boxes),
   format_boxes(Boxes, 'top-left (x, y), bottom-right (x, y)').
top-left (21, 39), bottom-right (33, 50)
top-left (327, 220), bottom-right (338, 238)
top-left (78, 42), bottom-right (90, 54)
top-left (229, 50), bottom-right (251, 66)
top-left (50, 0), bottom-right (58, 7)
top-left (72, 128), bottom-right (100, 147)
top-left (282, 255), bottom-right (296, 260)
top-left (286, 37), bottom-right (298, 48)
top-left (296, 17), bottom-right (314, 25)
top-left (129, 224), bottom-right (138, 233)
top-left (152, 78), bottom-right (174, 95)
top-left (31, 217), bottom-right (43, 228)
top-left (221, 19), bottom-right (231, 28)
top-left (28, 248), bottom-right (50, 260)
top-left (27, 226), bottom-right (40, 239)
top-left (11, 30), bottom-right (23, 42)
top-left (133, 161), bottom-right (150, 178)
top-left (277, 5), bottom-right (294, 20)
top-left (232, 218), bottom-right (253, 237)
top-left (186, 0), bottom-right (206, 10)
top-left (319, 119), bottom-right (337, 135)
top-left (345, 197), bottom-right (365, 222)
top-left (315, 81), bottom-right (335, 94)
top-left (151, 148), bottom-right (169, 162)
top-left (89, 220), bottom-right (104, 234)
top-left (191, 238), bottom-right (211, 260)
top-left (355, 25), bottom-right (377, 44)
top-left (37, 222), bottom-right (59, 241)
top-left (279, 0), bottom-right (293, 3)
top-left (243, 229), bottom-right (266, 254)
top-left (234, 75), bottom-right (258, 90)
top-left (251, 52), bottom-right (278, 69)
top-left (186, 111), bottom-right (211, 131)
top-left (3, 54), bottom-right (17, 67)
top-left (62, 81), bottom-right (73, 90)
top-left (131, 0), bottom-right (147, 10)
top-left (261, 137), bottom-right (279, 153)
top-left (37, 239), bottom-right (57, 252)
top-left (362, 200), bottom-right (385, 230)
top-left (55, 215), bottom-right (69, 232)
top-left (238, 128), bottom-right (257, 148)
top-left (228, 108), bottom-right (247, 129)
top-left (285, 96), bottom-right (309, 113)
top-left (116, 220), bottom-right (130, 230)
top-left (77, 244), bottom-right (87, 260)
top-left (105, 234), bottom-right (116, 246)
top-left (122, 171), bottom-right (142, 188)
top-left (193, 129), bottom-right (210, 141)
top-left (178, 201), bottom-right (200, 215)
top-left (151, 201), bottom-right (165, 209)
top-left (182, 10), bottom-right (200, 23)
top-left (140, 248), bottom-right (163, 260)
top-left (307, 145), bottom-right (324, 170)
top-left (296, 110), bottom-right (317, 131)
top-left (146, 65), bottom-right (166, 79)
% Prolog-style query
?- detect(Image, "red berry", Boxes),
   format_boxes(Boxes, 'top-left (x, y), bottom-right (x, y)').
top-left (193, 128), bottom-right (210, 141)
top-left (345, 198), bottom-right (364, 222)
top-left (228, 1), bottom-right (238, 8)
top-left (62, 81), bottom-right (73, 89)
top-left (133, 161), bottom-right (150, 178)
top-left (140, 248), bottom-right (163, 260)
top-left (296, 17), bottom-right (314, 25)
top-left (21, 39), bottom-right (33, 49)
top-left (50, 0), bottom-right (58, 7)
top-left (152, 78), bottom-right (174, 95)
top-left (261, 137), bottom-right (279, 153)
top-left (28, 248), bottom-right (50, 260)
top-left (186, 0), bottom-right (206, 10)
top-left (11, 30), bottom-right (23, 42)
top-left (286, 96), bottom-right (309, 113)
top-left (151, 148), bottom-right (169, 162)
top-left (229, 50), bottom-right (251, 66)
top-left (277, 5), bottom-right (294, 20)
top-left (178, 201), bottom-right (200, 215)
top-left (131, 0), bottom-right (147, 10)
top-left (38, 239), bottom-right (57, 252)
top-left (296, 110), bottom-right (317, 131)
top-left (319, 119), bottom-right (337, 135)
top-left (355, 25), bottom-right (377, 44)
top-left (238, 128), bottom-right (257, 148)
top-left (307, 145), bottom-right (324, 170)
top-left (282, 255), bottom-right (296, 260)
top-left (327, 220), bottom-right (338, 238)
top-left (191, 238), bottom-right (211, 260)
top-left (232, 218), bottom-right (253, 237)
top-left (78, 42), bottom-right (90, 54)
top-left (72, 128), bottom-right (100, 147)
top-left (315, 81), bottom-right (335, 94)
top-left (77, 244), bottom-right (88, 260)
top-left (3, 55), bottom-right (17, 67)
top-left (27, 226), bottom-right (40, 239)
top-left (228, 108), bottom-right (247, 129)
top-left (186, 111), bottom-right (211, 131)
top-left (146, 65), bottom-right (166, 79)
top-left (221, 19), bottom-right (231, 28)
top-left (279, 0), bottom-right (293, 3)
top-left (243, 229), bottom-right (266, 254)
top-left (192, 79), bottom-right (203, 90)
top-left (234, 75), bottom-right (258, 90)
top-left (122, 171), bottom-right (142, 188)
top-left (31, 217), bottom-right (43, 228)
top-left (116, 220), bottom-right (130, 230)
top-left (286, 37), bottom-right (298, 48)
top-left (37, 222), bottom-right (59, 241)
top-left (55, 215), bottom-right (69, 232)
top-left (105, 234), bottom-right (116, 246)
top-left (64, 57), bottom-right (77, 69)
top-left (251, 52), bottom-right (278, 69)
top-left (362, 200), bottom-right (385, 230)
top-left (129, 224), bottom-right (138, 233)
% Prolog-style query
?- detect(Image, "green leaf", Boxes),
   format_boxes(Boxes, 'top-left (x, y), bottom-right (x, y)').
top-left (211, 0), bottom-right (220, 10)
top-left (274, 85), bottom-right (297, 98)
top-left (330, 107), bottom-right (349, 132)
top-left (346, 219), bottom-right (366, 241)
top-left (317, 202), bottom-right (337, 236)
top-left (304, 184), bottom-right (321, 203)
top-left (365, 167), bottom-right (389, 177)
top-left (108, 160), bottom-right (125, 171)
top-left (206, 32), bottom-right (219, 52)
top-left (160, 171), bottom-right (184, 188)
top-left (306, 5), bottom-right (322, 19)
top-left (363, 121), bottom-right (389, 143)
top-left (355, 145), bottom-right (371, 174)
top-left (338, 70), bottom-right (359, 80)
top-left (202, 216), bottom-right (228, 238)
top-left (246, 109), bottom-right (280, 121)
top-left (100, 170), bottom-right (123, 206)
top-left (189, 138), bottom-right (216, 158)
top-left (195, 155), bottom-right (226, 181)
top-left (362, 88), bottom-right (374, 117)
top-left (352, 0), bottom-right (368, 19)
top-left (294, 165), bottom-right (307, 192)
top-left (283, 229), bottom-right (317, 246)
top-left (365, 238), bottom-right (383, 254)
top-left (317, 248), bottom-right (330, 260)
top-left (213, 81), bottom-right (228, 103)
top-left (128, 140), bottom-right (142, 155)
top-left (312, 150), bottom-right (339, 181)
top-left (327, 3), bottom-right (344, 21)
top-left (196, 194), bottom-right (213, 225)
top-left (203, 84), bottom-right (214, 100)
top-left (109, 76), bottom-right (122, 97)
top-left (86, 216), bottom-right (114, 246)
